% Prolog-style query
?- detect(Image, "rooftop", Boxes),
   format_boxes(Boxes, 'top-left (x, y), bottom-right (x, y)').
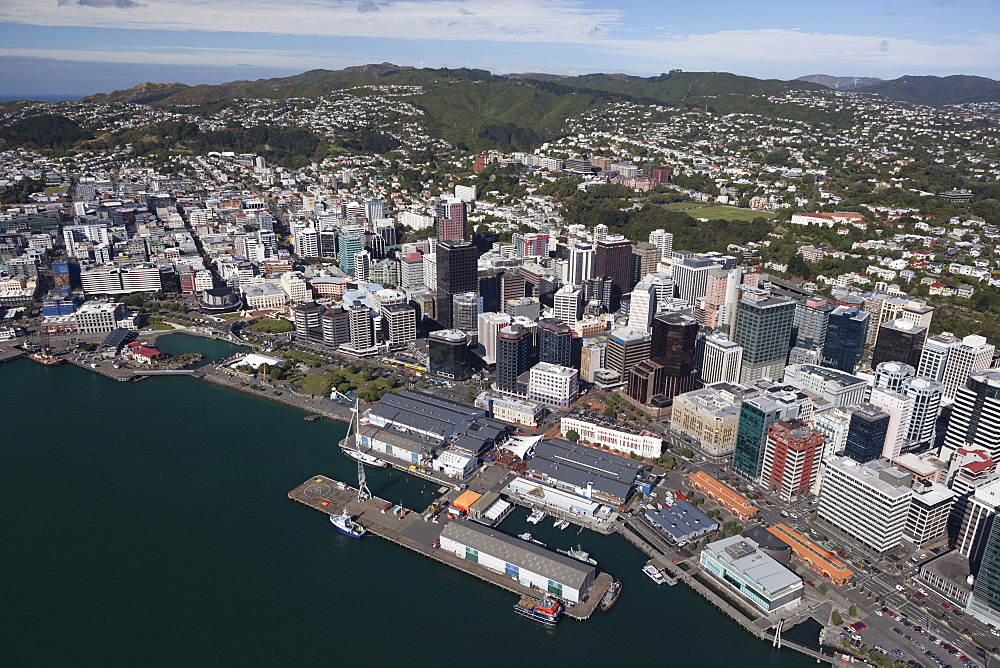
top-left (706, 535), bottom-right (801, 596)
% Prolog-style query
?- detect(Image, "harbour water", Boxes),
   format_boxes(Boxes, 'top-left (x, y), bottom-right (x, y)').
top-left (2, 334), bottom-right (817, 666)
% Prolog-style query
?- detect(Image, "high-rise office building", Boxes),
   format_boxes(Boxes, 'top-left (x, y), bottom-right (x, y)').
top-left (537, 318), bottom-right (574, 368)
top-left (338, 230), bottom-right (364, 276)
top-left (869, 387), bottom-right (914, 460)
top-left (648, 229), bottom-right (673, 258)
top-left (792, 297), bottom-right (832, 349)
top-left (495, 324), bottom-right (534, 396)
top-left (353, 249), bottom-right (371, 281)
top-left (428, 329), bottom-right (471, 380)
top-left (435, 240), bottom-right (477, 329)
top-left (917, 332), bottom-right (959, 382)
top-left (435, 197), bottom-right (467, 241)
top-left (381, 303), bottom-right (416, 349)
top-left (942, 335), bottom-right (996, 402)
top-left (566, 243), bottom-right (594, 286)
top-left (452, 292), bottom-right (483, 334)
top-left (731, 391), bottom-right (805, 481)
top-left (968, 511), bottom-right (1000, 628)
top-left (942, 369), bottom-right (1000, 462)
top-left (553, 285), bottom-right (582, 324)
top-left (294, 226), bottom-right (318, 258)
top-left (364, 198), bottom-right (386, 224)
top-left (903, 377), bottom-right (943, 449)
top-left (594, 236), bottom-right (634, 309)
top-left (347, 303), bottom-right (375, 351)
top-left (733, 290), bottom-right (795, 384)
top-left (872, 318), bottom-right (926, 368)
top-left (874, 361), bottom-right (916, 392)
top-left (605, 327), bottom-right (652, 381)
top-left (651, 312), bottom-right (698, 400)
top-left (844, 404), bottom-right (890, 463)
top-left (673, 255), bottom-right (722, 306)
top-left (700, 334), bottom-right (743, 386)
top-left (632, 242), bottom-right (661, 285)
top-left (762, 419), bottom-right (824, 502)
top-left (821, 305), bottom-right (869, 373)
top-left (627, 279), bottom-right (658, 332)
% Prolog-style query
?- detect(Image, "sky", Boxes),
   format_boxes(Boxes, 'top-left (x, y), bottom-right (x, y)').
top-left (1, 0), bottom-right (998, 98)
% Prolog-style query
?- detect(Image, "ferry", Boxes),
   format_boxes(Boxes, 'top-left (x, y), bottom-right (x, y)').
top-left (513, 595), bottom-right (563, 625)
top-left (600, 580), bottom-right (622, 612)
top-left (526, 509), bottom-right (546, 525)
top-left (28, 352), bottom-right (65, 365)
top-left (330, 508), bottom-right (366, 538)
top-left (642, 564), bottom-right (667, 585)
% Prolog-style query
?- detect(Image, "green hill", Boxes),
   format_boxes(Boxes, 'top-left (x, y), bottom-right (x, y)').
top-left (864, 75), bottom-right (1000, 106)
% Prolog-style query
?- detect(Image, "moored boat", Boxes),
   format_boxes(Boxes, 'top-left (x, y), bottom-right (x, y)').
top-left (526, 509), bottom-right (546, 524)
top-left (518, 532), bottom-right (533, 541)
top-left (343, 447), bottom-right (390, 468)
top-left (330, 508), bottom-right (366, 538)
top-left (642, 564), bottom-right (666, 585)
top-left (557, 544), bottom-right (597, 566)
top-left (513, 595), bottom-right (562, 625)
top-left (600, 580), bottom-right (622, 612)
top-left (28, 352), bottom-right (65, 365)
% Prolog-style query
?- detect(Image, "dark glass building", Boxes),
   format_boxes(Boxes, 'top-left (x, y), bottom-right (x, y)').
top-left (427, 329), bottom-right (471, 380)
top-left (435, 239), bottom-right (478, 330)
top-left (844, 403), bottom-right (890, 463)
top-left (872, 318), bottom-right (926, 368)
top-left (495, 324), bottom-right (533, 395)
top-left (594, 237), bottom-right (634, 310)
top-left (650, 312), bottom-right (698, 399)
top-left (537, 318), bottom-right (574, 368)
top-left (731, 393), bottom-right (801, 481)
top-left (822, 305), bottom-right (870, 373)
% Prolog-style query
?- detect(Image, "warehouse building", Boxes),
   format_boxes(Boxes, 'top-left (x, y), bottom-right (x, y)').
top-left (524, 438), bottom-right (651, 507)
top-left (644, 500), bottom-right (719, 546)
top-left (439, 520), bottom-right (596, 603)
top-left (700, 535), bottom-right (803, 612)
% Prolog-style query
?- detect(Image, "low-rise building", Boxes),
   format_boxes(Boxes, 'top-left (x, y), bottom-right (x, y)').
top-left (560, 415), bottom-right (663, 459)
top-left (766, 523), bottom-right (853, 586)
top-left (644, 500), bottom-right (719, 545)
top-left (700, 535), bottom-right (803, 612)
top-left (669, 385), bottom-right (745, 459)
top-left (688, 471), bottom-right (758, 522)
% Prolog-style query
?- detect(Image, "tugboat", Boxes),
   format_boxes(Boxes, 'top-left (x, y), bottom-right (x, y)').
top-left (329, 508), bottom-right (366, 538)
top-left (513, 595), bottom-right (563, 625)
top-left (557, 544), bottom-right (598, 566)
top-left (28, 351), bottom-right (65, 365)
top-left (600, 580), bottom-right (622, 612)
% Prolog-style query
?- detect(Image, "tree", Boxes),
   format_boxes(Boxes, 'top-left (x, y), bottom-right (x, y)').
top-left (788, 253), bottom-right (812, 279)
top-left (659, 455), bottom-right (675, 469)
top-left (819, 584), bottom-right (829, 595)
top-left (849, 605), bottom-right (858, 618)
top-left (603, 406), bottom-right (616, 419)
top-left (565, 430), bottom-right (580, 443)
top-left (679, 448), bottom-right (694, 458)
top-left (831, 610), bottom-right (843, 626)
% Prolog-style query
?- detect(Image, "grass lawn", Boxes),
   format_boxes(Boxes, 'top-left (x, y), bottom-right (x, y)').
top-left (297, 374), bottom-right (330, 395)
top-left (662, 202), bottom-right (712, 211)
top-left (144, 322), bottom-right (175, 330)
top-left (686, 205), bottom-right (776, 221)
top-left (252, 319), bottom-right (294, 333)
top-left (44, 187), bottom-right (68, 195)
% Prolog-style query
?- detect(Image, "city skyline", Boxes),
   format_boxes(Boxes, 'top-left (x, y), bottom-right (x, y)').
top-left (1, 0), bottom-right (999, 98)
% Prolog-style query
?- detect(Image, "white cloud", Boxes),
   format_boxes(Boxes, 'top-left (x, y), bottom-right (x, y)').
top-left (0, 0), bottom-right (622, 43)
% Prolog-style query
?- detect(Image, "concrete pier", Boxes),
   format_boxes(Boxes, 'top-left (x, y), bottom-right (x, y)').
top-left (288, 475), bottom-right (613, 621)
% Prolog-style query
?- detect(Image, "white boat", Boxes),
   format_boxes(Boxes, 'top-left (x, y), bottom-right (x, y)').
top-left (642, 564), bottom-right (667, 585)
top-left (556, 519), bottom-right (570, 530)
top-left (557, 544), bottom-right (597, 566)
top-left (518, 532), bottom-right (533, 541)
top-left (343, 447), bottom-right (389, 468)
top-left (330, 508), bottom-right (366, 538)
top-left (527, 509), bottom-right (546, 525)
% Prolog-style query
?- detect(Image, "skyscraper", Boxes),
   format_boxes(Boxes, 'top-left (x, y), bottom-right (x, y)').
top-left (627, 279), bottom-right (658, 332)
top-left (673, 255), bottom-right (722, 306)
top-left (733, 290), bottom-right (796, 384)
top-left (903, 377), bottom-right (943, 450)
top-left (495, 324), bottom-right (533, 396)
top-left (594, 236), bottom-right (634, 309)
top-left (845, 404), bottom-right (890, 463)
top-left (648, 228), bottom-right (673, 258)
top-left (968, 510), bottom-right (1000, 628)
top-left (435, 239), bottom-right (477, 329)
top-left (762, 419), bottom-right (824, 502)
top-left (650, 312), bottom-right (698, 399)
top-left (872, 318), bottom-right (926, 368)
top-left (553, 285), bottom-right (582, 324)
top-left (435, 197), bottom-right (467, 241)
top-left (917, 332), bottom-right (959, 382)
top-left (451, 292), bottom-right (483, 333)
top-left (605, 327), bottom-right (652, 381)
top-left (942, 335), bottom-right (996, 402)
top-left (731, 391), bottom-right (804, 481)
top-left (537, 318), bottom-right (574, 368)
top-left (632, 242), bottom-right (660, 285)
top-left (428, 329), bottom-right (471, 380)
top-left (821, 305), bottom-right (869, 373)
top-left (792, 296), bottom-right (832, 349)
top-left (868, 387), bottom-right (914, 460)
top-left (566, 243), bottom-right (594, 286)
top-left (337, 230), bottom-right (364, 276)
top-left (700, 334), bottom-right (743, 386)
top-left (873, 361), bottom-right (916, 392)
top-left (942, 369), bottom-right (1000, 462)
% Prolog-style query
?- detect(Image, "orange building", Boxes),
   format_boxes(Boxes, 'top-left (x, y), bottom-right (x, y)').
top-left (687, 471), bottom-right (758, 523)
top-left (767, 523), bottom-right (853, 587)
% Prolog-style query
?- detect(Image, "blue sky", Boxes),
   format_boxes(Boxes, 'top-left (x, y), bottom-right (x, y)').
top-left (1, 0), bottom-right (997, 97)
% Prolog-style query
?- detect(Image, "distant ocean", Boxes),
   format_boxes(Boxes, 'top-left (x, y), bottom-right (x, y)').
top-left (0, 94), bottom-right (83, 102)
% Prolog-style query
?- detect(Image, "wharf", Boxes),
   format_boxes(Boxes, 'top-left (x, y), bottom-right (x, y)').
top-left (64, 357), bottom-right (139, 381)
top-left (0, 342), bottom-right (26, 362)
top-left (288, 475), bottom-right (614, 621)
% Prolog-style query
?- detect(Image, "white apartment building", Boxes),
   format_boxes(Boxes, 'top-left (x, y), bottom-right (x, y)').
top-left (527, 362), bottom-right (579, 409)
top-left (294, 226), bottom-right (319, 258)
top-left (560, 416), bottom-right (663, 459)
top-left (648, 229), bottom-right (674, 258)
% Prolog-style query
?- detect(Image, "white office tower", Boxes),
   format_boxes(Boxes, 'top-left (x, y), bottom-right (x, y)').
top-left (813, 406), bottom-right (855, 461)
top-left (874, 361), bottom-right (916, 392)
top-left (294, 226), bottom-right (319, 258)
top-left (289, 218), bottom-right (312, 238)
top-left (648, 229), bottom-right (674, 259)
top-left (592, 224), bottom-right (609, 245)
top-left (942, 369), bottom-right (1000, 462)
top-left (348, 304), bottom-right (375, 351)
top-left (353, 250), bottom-right (371, 281)
top-left (917, 332), bottom-right (958, 382)
top-left (381, 303), bottom-right (416, 349)
top-left (258, 230), bottom-right (278, 257)
top-left (819, 457), bottom-right (953, 553)
top-left (700, 334), bottom-right (743, 386)
top-left (422, 253), bottom-right (437, 290)
top-left (942, 335), bottom-right (996, 402)
top-left (869, 387), bottom-right (914, 460)
top-left (553, 285), bottom-right (582, 324)
top-left (567, 243), bottom-right (594, 286)
top-left (903, 377), bottom-right (943, 449)
top-left (644, 272), bottom-right (676, 309)
top-left (628, 280), bottom-right (657, 332)
top-left (527, 362), bottom-right (580, 409)
top-left (477, 312), bottom-right (511, 364)
top-left (673, 256), bottom-right (722, 306)
top-left (957, 480), bottom-right (1000, 559)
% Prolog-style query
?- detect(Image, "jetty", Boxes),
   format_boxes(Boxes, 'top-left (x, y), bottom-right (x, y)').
top-left (288, 475), bottom-right (614, 621)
